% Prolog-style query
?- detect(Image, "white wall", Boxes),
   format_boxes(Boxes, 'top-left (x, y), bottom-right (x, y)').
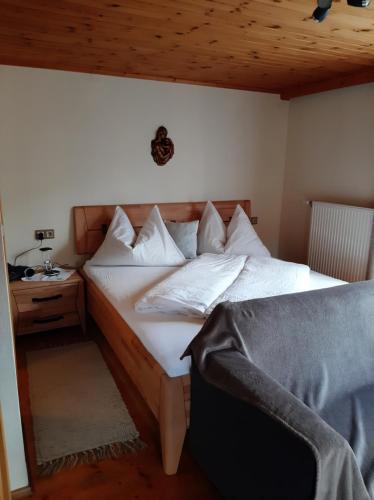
top-left (0, 216), bottom-right (28, 491)
top-left (0, 66), bottom-right (289, 266)
top-left (280, 84), bottom-right (374, 264)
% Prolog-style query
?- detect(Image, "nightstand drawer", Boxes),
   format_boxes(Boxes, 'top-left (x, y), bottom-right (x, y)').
top-left (13, 284), bottom-right (78, 315)
top-left (17, 311), bottom-right (80, 335)
top-left (10, 272), bottom-right (86, 336)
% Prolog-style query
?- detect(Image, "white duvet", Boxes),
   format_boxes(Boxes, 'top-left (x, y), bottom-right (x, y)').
top-left (205, 257), bottom-right (310, 316)
top-left (135, 253), bottom-right (246, 316)
top-left (135, 254), bottom-right (311, 317)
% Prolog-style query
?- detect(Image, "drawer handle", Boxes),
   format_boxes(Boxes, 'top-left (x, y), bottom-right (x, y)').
top-left (32, 294), bottom-right (63, 303)
top-left (33, 315), bottom-right (64, 324)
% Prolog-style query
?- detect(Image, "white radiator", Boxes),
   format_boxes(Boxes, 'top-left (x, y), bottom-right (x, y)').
top-left (308, 202), bottom-right (374, 282)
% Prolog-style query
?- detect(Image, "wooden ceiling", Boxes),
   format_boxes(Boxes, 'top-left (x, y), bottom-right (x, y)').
top-left (0, 0), bottom-right (374, 99)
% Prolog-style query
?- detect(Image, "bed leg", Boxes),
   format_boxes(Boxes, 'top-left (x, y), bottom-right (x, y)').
top-left (159, 374), bottom-right (187, 475)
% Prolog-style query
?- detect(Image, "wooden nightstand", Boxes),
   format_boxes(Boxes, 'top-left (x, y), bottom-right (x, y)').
top-left (10, 272), bottom-right (86, 336)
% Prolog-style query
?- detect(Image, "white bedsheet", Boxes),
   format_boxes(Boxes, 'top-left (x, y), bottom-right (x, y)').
top-left (84, 263), bottom-right (202, 378)
top-left (84, 262), bottom-right (345, 378)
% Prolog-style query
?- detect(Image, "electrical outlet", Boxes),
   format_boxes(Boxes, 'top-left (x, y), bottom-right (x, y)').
top-left (35, 229), bottom-right (55, 240)
top-left (250, 217), bottom-right (258, 225)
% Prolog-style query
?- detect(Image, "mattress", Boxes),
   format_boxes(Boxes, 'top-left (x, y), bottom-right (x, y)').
top-left (83, 263), bottom-right (344, 378)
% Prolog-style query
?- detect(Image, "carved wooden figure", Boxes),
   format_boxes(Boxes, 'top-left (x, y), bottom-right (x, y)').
top-left (151, 126), bottom-right (174, 166)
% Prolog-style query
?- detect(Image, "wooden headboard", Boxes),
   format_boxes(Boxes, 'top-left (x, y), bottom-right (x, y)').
top-left (73, 200), bottom-right (251, 255)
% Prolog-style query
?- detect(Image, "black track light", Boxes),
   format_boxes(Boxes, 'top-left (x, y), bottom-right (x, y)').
top-left (312, 0), bottom-right (371, 23)
top-left (347, 0), bottom-right (371, 5)
top-left (312, 5), bottom-right (331, 21)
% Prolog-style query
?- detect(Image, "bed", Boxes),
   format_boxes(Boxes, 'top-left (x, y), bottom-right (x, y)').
top-left (74, 200), bottom-right (343, 475)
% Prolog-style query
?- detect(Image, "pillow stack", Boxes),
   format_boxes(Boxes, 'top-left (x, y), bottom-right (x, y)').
top-left (90, 206), bottom-right (186, 266)
top-left (197, 201), bottom-right (270, 257)
top-left (90, 201), bottom-right (270, 266)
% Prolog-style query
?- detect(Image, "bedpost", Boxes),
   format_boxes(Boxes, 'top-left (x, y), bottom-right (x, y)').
top-left (159, 374), bottom-right (187, 475)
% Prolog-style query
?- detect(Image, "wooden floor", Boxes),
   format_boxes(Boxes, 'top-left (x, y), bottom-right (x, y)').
top-left (16, 322), bottom-right (220, 500)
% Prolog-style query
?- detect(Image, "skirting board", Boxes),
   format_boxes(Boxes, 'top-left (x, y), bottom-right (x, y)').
top-left (11, 486), bottom-right (32, 499)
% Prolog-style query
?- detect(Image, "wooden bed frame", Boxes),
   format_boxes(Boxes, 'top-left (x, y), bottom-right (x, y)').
top-left (74, 200), bottom-right (251, 475)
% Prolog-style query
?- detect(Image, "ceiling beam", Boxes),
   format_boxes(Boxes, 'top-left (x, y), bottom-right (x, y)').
top-left (280, 68), bottom-right (374, 100)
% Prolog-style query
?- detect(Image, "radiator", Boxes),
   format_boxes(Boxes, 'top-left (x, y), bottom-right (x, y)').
top-left (308, 202), bottom-right (374, 282)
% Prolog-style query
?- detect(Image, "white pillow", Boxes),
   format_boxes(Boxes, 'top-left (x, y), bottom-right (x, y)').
top-left (225, 205), bottom-right (270, 257)
top-left (197, 201), bottom-right (270, 257)
top-left (197, 201), bottom-right (226, 254)
top-left (90, 205), bottom-right (186, 266)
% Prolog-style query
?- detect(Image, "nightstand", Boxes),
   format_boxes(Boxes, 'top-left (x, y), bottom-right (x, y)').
top-left (10, 272), bottom-right (86, 336)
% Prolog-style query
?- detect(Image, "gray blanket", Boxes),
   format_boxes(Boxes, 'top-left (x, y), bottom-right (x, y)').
top-left (184, 281), bottom-right (374, 500)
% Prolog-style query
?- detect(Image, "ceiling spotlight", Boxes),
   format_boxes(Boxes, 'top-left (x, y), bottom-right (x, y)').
top-left (312, 5), bottom-right (331, 21)
top-left (312, 0), bottom-right (371, 23)
top-left (312, 0), bottom-right (332, 22)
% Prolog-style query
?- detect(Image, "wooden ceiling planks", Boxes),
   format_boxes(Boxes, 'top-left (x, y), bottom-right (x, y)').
top-left (0, 0), bottom-right (373, 98)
